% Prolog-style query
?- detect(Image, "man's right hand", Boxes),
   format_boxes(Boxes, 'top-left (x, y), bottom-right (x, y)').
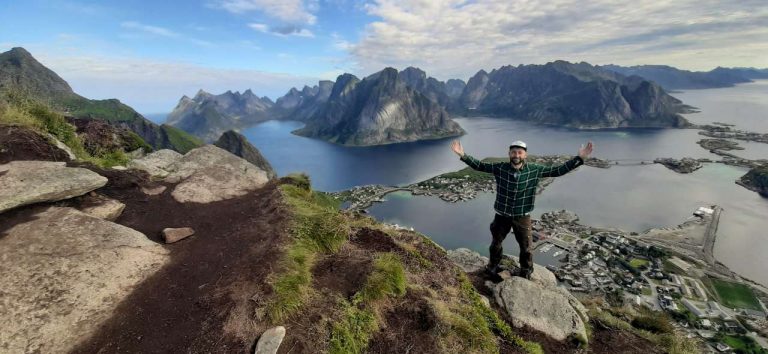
top-left (451, 140), bottom-right (465, 157)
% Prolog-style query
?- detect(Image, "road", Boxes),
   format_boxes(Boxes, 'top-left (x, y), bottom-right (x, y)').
top-left (702, 206), bottom-right (722, 266)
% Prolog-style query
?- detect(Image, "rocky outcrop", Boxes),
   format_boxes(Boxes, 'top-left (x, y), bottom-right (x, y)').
top-left (294, 68), bottom-right (465, 146)
top-left (449, 248), bottom-right (585, 342)
top-left (166, 145), bottom-right (270, 203)
top-left (738, 165), bottom-right (768, 197)
top-left (0, 161), bottom-right (107, 213)
top-left (493, 277), bottom-right (589, 343)
top-left (167, 89), bottom-right (275, 142)
top-left (457, 61), bottom-right (690, 129)
top-left (398, 67), bottom-right (459, 108)
top-left (0, 206), bottom-right (169, 354)
top-left (654, 157), bottom-right (704, 174)
top-left (214, 130), bottom-right (276, 179)
top-left (447, 248), bottom-right (489, 273)
top-left (447, 248), bottom-right (557, 288)
top-left (273, 81), bottom-right (334, 121)
top-left (78, 193), bottom-right (126, 221)
top-left (127, 149), bottom-right (184, 179)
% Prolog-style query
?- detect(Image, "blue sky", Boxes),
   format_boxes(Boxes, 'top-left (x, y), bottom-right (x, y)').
top-left (1, 0), bottom-right (766, 114)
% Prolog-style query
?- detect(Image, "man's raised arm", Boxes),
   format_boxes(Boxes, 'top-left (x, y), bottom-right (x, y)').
top-left (451, 140), bottom-right (495, 173)
top-left (538, 141), bottom-right (594, 177)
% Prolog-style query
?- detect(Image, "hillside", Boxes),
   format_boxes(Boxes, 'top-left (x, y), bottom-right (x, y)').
top-left (0, 47), bottom-right (201, 153)
top-left (0, 128), bottom-right (702, 353)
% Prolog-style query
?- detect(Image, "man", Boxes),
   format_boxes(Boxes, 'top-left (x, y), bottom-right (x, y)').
top-left (450, 139), bottom-right (594, 281)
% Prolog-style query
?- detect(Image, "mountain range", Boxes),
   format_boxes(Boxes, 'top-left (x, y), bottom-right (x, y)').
top-left (600, 64), bottom-right (768, 90)
top-left (168, 61), bottom-right (704, 145)
top-left (0, 47), bottom-right (201, 153)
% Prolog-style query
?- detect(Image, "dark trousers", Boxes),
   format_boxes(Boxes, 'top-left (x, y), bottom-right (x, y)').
top-left (489, 214), bottom-right (533, 271)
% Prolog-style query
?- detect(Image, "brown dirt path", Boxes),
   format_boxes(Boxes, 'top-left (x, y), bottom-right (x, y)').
top-left (69, 168), bottom-right (290, 354)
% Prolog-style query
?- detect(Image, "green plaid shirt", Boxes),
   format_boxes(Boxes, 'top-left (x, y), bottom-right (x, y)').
top-left (460, 154), bottom-right (584, 217)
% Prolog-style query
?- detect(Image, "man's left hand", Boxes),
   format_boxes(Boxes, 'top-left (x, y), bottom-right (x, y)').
top-left (578, 141), bottom-right (594, 159)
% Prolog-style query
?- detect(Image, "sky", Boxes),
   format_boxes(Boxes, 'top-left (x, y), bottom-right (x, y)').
top-left (1, 0), bottom-right (767, 115)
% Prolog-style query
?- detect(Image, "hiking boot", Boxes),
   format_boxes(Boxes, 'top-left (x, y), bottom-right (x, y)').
top-left (512, 268), bottom-right (533, 280)
top-left (484, 265), bottom-right (504, 283)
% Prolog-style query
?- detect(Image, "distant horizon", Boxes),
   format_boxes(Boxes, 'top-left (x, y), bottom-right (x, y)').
top-left (3, 0), bottom-right (766, 113)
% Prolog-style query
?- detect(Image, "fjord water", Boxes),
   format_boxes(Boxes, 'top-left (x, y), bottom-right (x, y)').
top-left (243, 80), bottom-right (768, 286)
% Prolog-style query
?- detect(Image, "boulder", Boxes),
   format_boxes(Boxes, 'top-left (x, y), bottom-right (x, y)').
top-left (0, 161), bottom-right (108, 213)
top-left (447, 249), bottom-right (557, 288)
top-left (0, 207), bottom-right (169, 354)
top-left (493, 277), bottom-right (588, 343)
top-left (162, 227), bottom-right (195, 243)
top-left (254, 326), bottom-right (286, 354)
top-left (165, 145), bottom-right (266, 183)
top-left (447, 248), bottom-right (488, 273)
top-left (79, 193), bottom-right (125, 221)
top-left (127, 149), bottom-right (183, 178)
top-left (167, 146), bottom-right (269, 203)
top-left (501, 254), bottom-right (558, 288)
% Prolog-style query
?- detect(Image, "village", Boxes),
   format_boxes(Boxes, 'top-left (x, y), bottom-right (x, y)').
top-left (332, 180), bottom-right (768, 353)
top-left (508, 207), bottom-right (768, 353)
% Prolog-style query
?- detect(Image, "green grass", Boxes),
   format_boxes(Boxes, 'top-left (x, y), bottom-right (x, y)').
top-left (710, 278), bottom-right (762, 311)
top-left (590, 308), bottom-right (700, 354)
top-left (160, 124), bottom-right (202, 154)
top-left (630, 258), bottom-right (650, 269)
top-left (354, 253), bottom-right (406, 304)
top-left (1, 90), bottom-right (143, 168)
top-left (61, 96), bottom-right (140, 122)
top-left (329, 304), bottom-right (379, 354)
top-left (456, 273), bottom-right (543, 354)
top-left (265, 241), bottom-right (316, 322)
top-left (330, 252), bottom-right (406, 354)
top-left (266, 181), bottom-right (350, 322)
top-left (718, 334), bottom-right (768, 354)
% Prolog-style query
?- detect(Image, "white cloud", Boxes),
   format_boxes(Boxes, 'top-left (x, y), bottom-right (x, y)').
top-left (33, 52), bottom-right (318, 114)
top-left (214, 0), bottom-right (317, 25)
top-left (121, 21), bottom-right (178, 38)
top-left (121, 21), bottom-right (215, 47)
top-left (248, 23), bottom-right (269, 33)
top-left (352, 0), bottom-right (768, 80)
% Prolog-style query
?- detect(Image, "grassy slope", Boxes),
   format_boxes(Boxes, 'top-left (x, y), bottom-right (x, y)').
top-left (0, 93), bottom-right (130, 167)
top-left (161, 124), bottom-right (203, 154)
top-left (269, 173), bottom-right (543, 354)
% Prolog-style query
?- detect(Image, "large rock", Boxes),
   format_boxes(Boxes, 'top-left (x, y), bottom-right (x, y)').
top-left (166, 145), bottom-right (270, 203)
top-left (127, 149), bottom-right (183, 178)
top-left (447, 248), bottom-right (557, 288)
top-left (447, 248), bottom-right (488, 272)
top-left (0, 161), bottom-right (107, 213)
top-left (255, 326), bottom-right (286, 354)
top-left (0, 207), bottom-right (170, 354)
top-left (214, 130), bottom-right (276, 179)
top-left (493, 277), bottom-right (589, 343)
top-left (78, 193), bottom-right (125, 221)
top-left (501, 254), bottom-right (558, 288)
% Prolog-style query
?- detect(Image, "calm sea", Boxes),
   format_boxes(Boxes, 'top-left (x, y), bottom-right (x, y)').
top-left (242, 80), bottom-right (768, 286)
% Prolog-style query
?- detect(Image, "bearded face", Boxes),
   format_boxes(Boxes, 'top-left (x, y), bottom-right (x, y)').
top-left (509, 147), bottom-right (527, 166)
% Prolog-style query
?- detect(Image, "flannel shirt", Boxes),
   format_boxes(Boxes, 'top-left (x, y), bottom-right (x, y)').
top-left (460, 154), bottom-right (584, 217)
